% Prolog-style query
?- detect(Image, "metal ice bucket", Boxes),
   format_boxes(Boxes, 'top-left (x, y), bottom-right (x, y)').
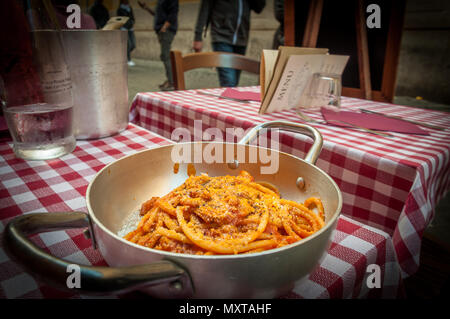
top-left (62, 30), bottom-right (128, 139)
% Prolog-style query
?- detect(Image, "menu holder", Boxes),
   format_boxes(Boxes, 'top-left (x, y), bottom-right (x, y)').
top-left (259, 46), bottom-right (349, 115)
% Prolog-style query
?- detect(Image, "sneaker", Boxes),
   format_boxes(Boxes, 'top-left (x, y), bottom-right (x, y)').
top-left (158, 80), bottom-right (169, 89)
top-left (127, 60), bottom-right (136, 66)
top-left (161, 84), bottom-right (175, 91)
top-left (159, 81), bottom-right (174, 91)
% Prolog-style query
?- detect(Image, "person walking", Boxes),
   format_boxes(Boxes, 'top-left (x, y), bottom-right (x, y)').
top-left (89, 0), bottom-right (110, 29)
top-left (117, 0), bottom-right (136, 66)
top-left (272, 0), bottom-right (284, 49)
top-left (139, 0), bottom-right (179, 91)
top-left (193, 0), bottom-right (266, 87)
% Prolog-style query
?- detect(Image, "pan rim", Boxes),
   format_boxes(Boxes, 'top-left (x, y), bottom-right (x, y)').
top-left (86, 142), bottom-right (343, 260)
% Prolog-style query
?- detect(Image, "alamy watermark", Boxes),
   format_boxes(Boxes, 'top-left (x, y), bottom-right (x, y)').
top-left (63, 4), bottom-right (379, 31)
top-left (366, 4), bottom-right (381, 29)
top-left (66, 4), bottom-right (81, 29)
top-left (170, 120), bottom-right (281, 175)
top-left (66, 264), bottom-right (81, 289)
top-left (366, 264), bottom-right (381, 288)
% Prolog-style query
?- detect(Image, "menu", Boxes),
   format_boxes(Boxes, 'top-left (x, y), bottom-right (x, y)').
top-left (259, 53), bottom-right (349, 114)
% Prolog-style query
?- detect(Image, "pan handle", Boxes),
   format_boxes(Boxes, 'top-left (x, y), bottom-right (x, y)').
top-left (239, 121), bottom-right (323, 164)
top-left (3, 212), bottom-right (193, 296)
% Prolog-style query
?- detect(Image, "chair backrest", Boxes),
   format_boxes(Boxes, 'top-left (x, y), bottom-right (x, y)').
top-left (170, 50), bottom-right (260, 90)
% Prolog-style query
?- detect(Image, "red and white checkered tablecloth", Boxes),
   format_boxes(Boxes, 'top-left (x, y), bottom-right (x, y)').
top-left (0, 123), bottom-right (403, 298)
top-left (129, 87), bottom-right (450, 277)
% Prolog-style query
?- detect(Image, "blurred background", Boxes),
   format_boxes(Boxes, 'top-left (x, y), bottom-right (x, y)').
top-left (76, 0), bottom-right (450, 113)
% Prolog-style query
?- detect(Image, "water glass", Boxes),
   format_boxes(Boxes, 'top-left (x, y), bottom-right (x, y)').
top-left (2, 102), bottom-right (75, 161)
top-left (302, 72), bottom-right (342, 110)
top-left (1, 2), bottom-right (76, 161)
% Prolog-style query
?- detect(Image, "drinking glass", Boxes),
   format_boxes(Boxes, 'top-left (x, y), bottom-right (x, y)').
top-left (299, 72), bottom-right (342, 110)
top-left (1, 2), bottom-right (76, 160)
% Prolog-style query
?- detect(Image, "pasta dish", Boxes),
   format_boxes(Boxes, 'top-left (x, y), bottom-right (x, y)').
top-left (124, 170), bottom-right (325, 255)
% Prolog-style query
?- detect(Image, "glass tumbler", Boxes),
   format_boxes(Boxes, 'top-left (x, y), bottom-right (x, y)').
top-left (1, 2), bottom-right (76, 161)
top-left (304, 72), bottom-right (342, 110)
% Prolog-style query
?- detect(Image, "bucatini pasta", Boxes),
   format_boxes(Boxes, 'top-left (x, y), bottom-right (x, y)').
top-left (124, 170), bottom-right (325, 255)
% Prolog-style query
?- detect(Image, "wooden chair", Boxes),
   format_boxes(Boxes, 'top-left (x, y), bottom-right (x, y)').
top-left (170, 50), bottom-right (260, 90)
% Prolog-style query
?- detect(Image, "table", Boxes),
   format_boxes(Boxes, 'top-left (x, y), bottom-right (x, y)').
top-left (0, 124), bottom-right (403, 298)
top-left (129, 87), bottom-right (450, 277)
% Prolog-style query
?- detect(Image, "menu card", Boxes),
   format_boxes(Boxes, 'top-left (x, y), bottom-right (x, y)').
top-left (259, 53), bottom-right (349, 114)
top-left (259, 46), bottom-right (329, 113)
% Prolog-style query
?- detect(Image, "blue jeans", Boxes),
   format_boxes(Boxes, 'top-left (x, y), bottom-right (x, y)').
top-left (127, 30), bottom-right (136, 61)
top-left (212, 42), bottom-right (247, 87)
top-left (158, 30), bottom-right (176, 85)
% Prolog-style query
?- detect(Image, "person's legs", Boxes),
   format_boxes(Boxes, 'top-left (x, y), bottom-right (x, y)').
top-left (126, 32), bottom-right (131, 61)
top-left (158, 31), bottom-right (175, 88)
top-left (212, 42), bottom-right (238, 87)
top-left (129, 30), bottom-right (136, 53)
top-left (272, 25), bottom-right (283, 50)
top-left (232, 45), bottom-right (246, 87)
top-left (127, 30), bottom-right (136, 64)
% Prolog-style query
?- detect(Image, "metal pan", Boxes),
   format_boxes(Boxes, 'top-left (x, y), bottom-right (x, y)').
top-left (3, 121), bottom-right (342, 298)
